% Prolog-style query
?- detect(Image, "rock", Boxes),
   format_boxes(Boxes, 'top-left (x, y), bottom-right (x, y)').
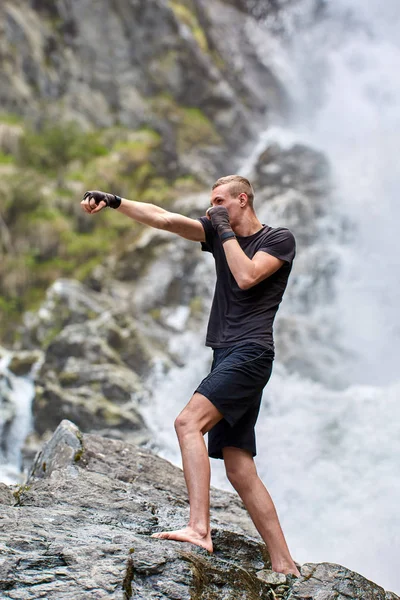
top-left (0, 123), bottom-right (23, 155)
top-left (19, 281), bottom-right (160, 443)
top-left (58, 358), bottom-right (143, 405)
top-left (21, 279), bottom-right (157, 375)
top-left (8, 350), bottom-right (42, 376)
top-left (0, 420), bottom-right (397, 599)
top-left (287, 562), bottom-right (399, 600)
top-left (0, 482), bottom-right (14, 505)
top-left (254, 143), bottom-right (331, 200)
top-left (32, 381), bottom-right (147, 440)
top-left (44, 324), bottom-right (123, 371)
top-left (28, 419), bottom-right (82, 480)
top-left (111, 227), bottom-right (212, 315)
top-left (20, 279), bottom-right (115, 350)
top-left (256, 568), bottom-right (289, 585)
top-left (0, 0), bottom-right (287, 178)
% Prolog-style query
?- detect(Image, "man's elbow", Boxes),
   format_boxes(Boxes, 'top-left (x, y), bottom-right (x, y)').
top-left (157, 213), bottom-right (173, 231)
top-left (237, 276), bottom-right (255, 291)
top-left (237, 271), bottom-right (272, 289)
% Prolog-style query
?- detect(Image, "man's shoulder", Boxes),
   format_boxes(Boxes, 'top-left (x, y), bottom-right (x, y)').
top-left (259, 226), bottom-right (295, 243)
top-left (256, 225), bottom-right (296, 263)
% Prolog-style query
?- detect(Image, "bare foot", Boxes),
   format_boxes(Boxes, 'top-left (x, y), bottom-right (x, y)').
top-left (151, 526), bottom-right (213, 552)
top-left (272, 562), bottom-right (301, 578)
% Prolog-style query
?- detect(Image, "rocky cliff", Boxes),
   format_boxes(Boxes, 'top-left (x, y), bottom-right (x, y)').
top-left (0, 0), bottom-right (288, 174)
top-left (0, 0), bottom-right (296, 342)
top-left (0, 420), bottom-right (398, 599)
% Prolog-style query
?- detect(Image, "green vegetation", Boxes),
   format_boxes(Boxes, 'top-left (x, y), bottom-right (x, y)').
top-left (189, 296), bottom-right (203, 317)
top-left (168, 0), bottom-right (209, 53)
top-left (0, 114), bottom-right (207, 344)
top-left (150, 94), bottom-right (221, 154)
top-left (13, 484), bottom-right (31, 507)
top-left (178, 106), bottom-right (221, 153)
top-left (74, 447), bottom-right (84, 463)
top-left (18, 121), bottom-right (108, 187)
top-left (0, 112), bottom-right (23, 125)
top-left (0, 151), bottom-right (15, 164)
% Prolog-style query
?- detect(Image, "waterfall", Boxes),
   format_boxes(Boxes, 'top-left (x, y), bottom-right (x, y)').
top-left (0, 355), bottom-right (35, 484)
top-left (146, 0), bottom-right (400, 593)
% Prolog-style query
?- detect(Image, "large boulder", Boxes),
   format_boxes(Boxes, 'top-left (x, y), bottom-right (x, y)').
top-left (0, 420), bottom-right (397, 599)
top-left (18, 279), bottom-right (161, 447)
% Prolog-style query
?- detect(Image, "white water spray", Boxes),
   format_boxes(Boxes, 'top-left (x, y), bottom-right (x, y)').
top-left (0, 355), bottom-right (35, 484)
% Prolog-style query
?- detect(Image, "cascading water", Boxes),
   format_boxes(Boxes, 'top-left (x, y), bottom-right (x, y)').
top-left (145, 0), bottom-right (400, 593)
top-left (0, 355), bottom-right (35, 484)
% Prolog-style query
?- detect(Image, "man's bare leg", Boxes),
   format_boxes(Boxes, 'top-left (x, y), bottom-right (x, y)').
top-left (151, 393), bottom-right (223, 552)
top-left (223, 446), bottom-right (301, 577)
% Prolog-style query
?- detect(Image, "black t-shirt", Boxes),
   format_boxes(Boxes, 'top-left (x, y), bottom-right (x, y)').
top-left (198, 216), bottom-right (296, 352)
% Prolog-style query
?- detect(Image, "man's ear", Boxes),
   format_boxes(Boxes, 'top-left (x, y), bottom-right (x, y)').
top-left (239, 193), bottom-right (248, 207)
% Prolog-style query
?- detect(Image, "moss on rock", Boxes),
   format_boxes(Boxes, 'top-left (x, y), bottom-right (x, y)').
top-left (168, 0), bottom-right (209, 53)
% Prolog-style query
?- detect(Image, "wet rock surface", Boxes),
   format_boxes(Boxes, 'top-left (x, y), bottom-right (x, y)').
top-left (1, 420), bottom-right (397, 599)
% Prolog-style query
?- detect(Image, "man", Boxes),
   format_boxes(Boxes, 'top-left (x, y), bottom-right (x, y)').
top-left (81, 175), bottom-right (300, 577)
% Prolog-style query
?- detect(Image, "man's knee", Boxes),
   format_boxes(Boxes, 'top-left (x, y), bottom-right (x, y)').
top-left (223, 448), bottom-right (257, 490)
top-left (174, 411), bottom-right (194, 437)
top-left (174, 393), bottom-right (223, 438)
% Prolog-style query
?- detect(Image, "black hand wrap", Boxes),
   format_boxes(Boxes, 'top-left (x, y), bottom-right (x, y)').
top-left (83, 190), bottom-right (122, 209)
top-left (207, 206), bottom-right (236, 244)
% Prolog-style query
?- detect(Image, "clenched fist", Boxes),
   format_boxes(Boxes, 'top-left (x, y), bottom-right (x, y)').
top-left (206, 206), bottom-right (236, 243)
top-left (81, 190), bottom-right (122, 213)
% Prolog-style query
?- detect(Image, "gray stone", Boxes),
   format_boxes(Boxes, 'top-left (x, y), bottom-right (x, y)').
top-left (256, 568), bottom-right (289, 585)
top-left (254, 144), bottom-right (331, 202)
top-left (0, 482), bottom-right (14, 505)
top-left (28, 418), bottom-right (82, 480)
top-left (8, 350), bottom-right (42, 377)
top-left (20, 279), bottom-right (115, 350)
top-left (59, 358), bottom-right (143, 405)
top-left (286, 562), bottom-right (398, 600)
top-left (0, 0), bottom-right (288, 179)
top-left (32, 380), bottom-right (146, 437)
top-left (0, 421), bottom-right (396, 599)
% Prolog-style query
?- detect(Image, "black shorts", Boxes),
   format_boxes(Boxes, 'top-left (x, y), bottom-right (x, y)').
top-left (195, 343), bottom-right (274, 459)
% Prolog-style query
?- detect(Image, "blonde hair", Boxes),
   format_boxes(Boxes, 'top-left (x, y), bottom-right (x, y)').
top-left (212, 175), bottom-right (255, 208)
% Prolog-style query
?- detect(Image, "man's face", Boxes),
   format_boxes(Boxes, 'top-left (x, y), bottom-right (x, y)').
top-left (209, 184), bottom-right (244, 226)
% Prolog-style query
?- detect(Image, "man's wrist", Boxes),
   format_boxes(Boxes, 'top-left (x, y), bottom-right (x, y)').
top-left (219, 230), bottom-right (236, 244)
top-left (109, 194), bottom-right (122, 209)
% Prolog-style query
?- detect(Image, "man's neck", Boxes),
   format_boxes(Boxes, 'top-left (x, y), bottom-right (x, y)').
top-left (232, 213), bottom-right (264, 237)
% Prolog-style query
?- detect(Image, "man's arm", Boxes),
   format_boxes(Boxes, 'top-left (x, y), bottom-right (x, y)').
top-left (206, 206), bottom-right (286, 289)
top-left (81, 192), bottom-right (205, 242)
top-left (222, 240), bottom-right (284, 290)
